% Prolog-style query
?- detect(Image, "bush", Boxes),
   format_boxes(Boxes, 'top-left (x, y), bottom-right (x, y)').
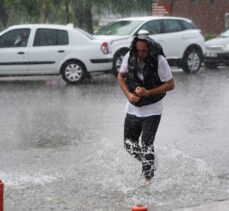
top-left (204, 34), bottom-right (217, 41)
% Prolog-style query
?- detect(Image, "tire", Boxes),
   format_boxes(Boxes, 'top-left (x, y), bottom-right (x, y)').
top-left (205, 61), bottom-right (219, 69)
top-left (182, 48), bottom-right (203, 74)
top-left (113, 49), bottom-right (129, 76)
top-left (61, 60), bottom-right (86, 84)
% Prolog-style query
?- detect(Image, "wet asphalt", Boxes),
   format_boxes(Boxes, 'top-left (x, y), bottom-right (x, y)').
top-left (0, 67), bottom-right (229, 211)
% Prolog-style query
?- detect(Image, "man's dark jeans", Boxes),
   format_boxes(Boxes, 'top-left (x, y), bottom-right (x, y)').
top-left (124, 113), bottom-right (161, 179)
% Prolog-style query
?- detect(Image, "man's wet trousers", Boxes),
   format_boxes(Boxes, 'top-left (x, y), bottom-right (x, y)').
top-left (124, 113), bottom-right (161, 179)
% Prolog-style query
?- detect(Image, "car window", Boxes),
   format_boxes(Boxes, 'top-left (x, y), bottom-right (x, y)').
top-left (33, 29), bottom-right (69, 46)
top-left (179, 20), bottom-right (197, 30)
top-left (139, 20), bottom-right (162, 34)
top-left (95, 20), bottom-right (142, 35)
top-left (161, 20), bottom-right (183, 33)
top-left (0, 28), bottom-right (30, 48)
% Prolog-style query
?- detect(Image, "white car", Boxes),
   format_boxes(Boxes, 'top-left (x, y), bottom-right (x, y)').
top-left (0, 24), bottom-right (113, 84)
top-left (94, 16), bottom-right (205, 74)
top-left (205, 29), bottom-right (229, 69)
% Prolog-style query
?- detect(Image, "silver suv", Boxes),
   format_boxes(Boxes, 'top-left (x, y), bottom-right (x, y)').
top-left (94, 16), bottom-right (205, 74)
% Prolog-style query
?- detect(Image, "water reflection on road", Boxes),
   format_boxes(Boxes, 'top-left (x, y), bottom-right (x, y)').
top-left (0, 68), bottom-right (229, 211)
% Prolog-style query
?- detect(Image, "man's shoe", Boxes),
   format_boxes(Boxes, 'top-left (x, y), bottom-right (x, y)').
top-left (144, 177), bottom-right (151, 186)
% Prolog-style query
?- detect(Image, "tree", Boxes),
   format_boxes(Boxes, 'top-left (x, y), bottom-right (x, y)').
top-left (0, 0), bottom-right (8, 26)
top-left (169, 0), bottom-right (174, 14)
top-left (64, 0), bottom-right (71, 23)
top-left (72, 0), bottom-right (93, 33)
top-left (72, 0), bottom-right (153, 33)
top-left (107, 0), bottom-right (152, 15)
top-left (4, 0), bottom-right (54, 23)
top-left (1, 0), bottom-right (153, 33)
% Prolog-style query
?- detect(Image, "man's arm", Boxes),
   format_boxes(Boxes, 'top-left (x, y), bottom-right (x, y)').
top-left (135, 79), bottom-right (175, 97)
top-left (117, 72), bottom-right (140, 104)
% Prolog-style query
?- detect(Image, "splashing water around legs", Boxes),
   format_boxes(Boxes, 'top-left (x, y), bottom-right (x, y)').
top-left (124, 114), bottom-right (161, 184)
top-left (124, 138), bottom-right (142, 162)
top-left (142, 146), bottom-right (155, 181)
top-left (124, 138), bottom-right (156, 184)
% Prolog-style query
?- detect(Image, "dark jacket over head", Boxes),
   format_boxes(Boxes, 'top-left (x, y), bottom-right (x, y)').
top-left (125, 35), bottom-right (166, 107)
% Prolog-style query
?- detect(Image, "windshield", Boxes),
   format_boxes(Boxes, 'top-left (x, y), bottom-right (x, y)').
top-left (95, 20), bottom-right (142, 35)
top-left (221, 29), bottom-right (229, 37)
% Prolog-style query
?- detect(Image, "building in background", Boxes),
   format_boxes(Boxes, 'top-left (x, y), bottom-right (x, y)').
top-left (152, 0), bottom-right (229, 35)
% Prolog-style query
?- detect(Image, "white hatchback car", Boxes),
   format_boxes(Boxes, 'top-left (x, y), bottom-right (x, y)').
top-left (0, 24), bottom-right (113, 84)
top-left (94, 16), bottom-right (205, 74)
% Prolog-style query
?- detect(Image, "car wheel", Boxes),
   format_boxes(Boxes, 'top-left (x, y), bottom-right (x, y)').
top-left (205, 62), bottom-right (219, 69)
top-left (182, 48), bottom-right (203, 74)
top-left (113, 49), bottom-right (129, 76)
top-left (61, 60), bottom-right (86, 84)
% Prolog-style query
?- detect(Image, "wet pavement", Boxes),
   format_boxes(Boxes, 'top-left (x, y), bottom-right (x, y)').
top-left (0, 67), bottom-right (229, 211)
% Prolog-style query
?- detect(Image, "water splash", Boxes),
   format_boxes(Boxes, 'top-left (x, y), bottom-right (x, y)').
top-left (90, 138), bottom-right (224, 208)
top-left (0, 171), bottom-right (58, 188)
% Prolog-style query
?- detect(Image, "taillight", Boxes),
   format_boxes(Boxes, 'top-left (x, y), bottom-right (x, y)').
top-left (101, 42), bottom-right (109, 54)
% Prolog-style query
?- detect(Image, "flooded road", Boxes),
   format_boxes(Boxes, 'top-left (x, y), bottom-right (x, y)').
top-left (0, 67), bottom-right (229, 211)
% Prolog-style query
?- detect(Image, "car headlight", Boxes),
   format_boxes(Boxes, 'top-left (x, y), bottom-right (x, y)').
top-left (206, 45), bottom-right (224, 51)
top-left (223, 44), bottom-right (229, 51)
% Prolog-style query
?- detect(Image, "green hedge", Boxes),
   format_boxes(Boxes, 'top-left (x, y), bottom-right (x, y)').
top-left (204, 34), bottom-right (217, 41)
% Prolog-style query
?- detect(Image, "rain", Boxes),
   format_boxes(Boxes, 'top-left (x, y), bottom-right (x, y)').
top-left (0, 1), bottom-right (229, 211)
top-left (0, 68), bottom-right (228, 210)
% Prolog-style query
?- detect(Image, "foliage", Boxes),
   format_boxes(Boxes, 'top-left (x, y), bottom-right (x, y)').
top-left (204, 33), bottom-right (217, 41)
top-left (1, 0), bottom-right (153, 32)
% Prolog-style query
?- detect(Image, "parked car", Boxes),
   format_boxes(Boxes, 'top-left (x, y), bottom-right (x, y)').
top-left (0, 24), bottom-right (113, 84)
top-left (94, 16), bottom-right (205, 74)
top-left (205, 29), bottom-right (229, 69)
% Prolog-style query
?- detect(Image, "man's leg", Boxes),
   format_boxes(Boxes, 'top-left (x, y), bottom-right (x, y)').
top-left (124, 114), bottom-right (142, 161)
top-left (141, 115), bottom-right (161, 180)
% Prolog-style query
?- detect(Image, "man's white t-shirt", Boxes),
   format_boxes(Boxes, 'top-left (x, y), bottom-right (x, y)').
top-left (119, 52), bottom-right (173, 117)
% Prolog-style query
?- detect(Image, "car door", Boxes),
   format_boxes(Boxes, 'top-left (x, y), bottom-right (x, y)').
top-left (28, 28), bottom-right (69, 74)
top-left (157, 19), bottom-right (186, 59)
top-left (0, 28), bottom-right (30, 74)
top-left (138, 19), bottom-right (185, 59)
top-left (138, 20), bottom-right (170, 54)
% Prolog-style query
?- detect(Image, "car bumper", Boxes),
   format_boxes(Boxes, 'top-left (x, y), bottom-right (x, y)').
top-left (204, 51), bottom-right (229, 63)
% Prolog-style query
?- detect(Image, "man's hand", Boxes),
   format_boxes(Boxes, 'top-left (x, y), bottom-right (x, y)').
top-left (135, 86), bottom-right (148, 97)
top-left (127, 92), bottom-right (140, 104)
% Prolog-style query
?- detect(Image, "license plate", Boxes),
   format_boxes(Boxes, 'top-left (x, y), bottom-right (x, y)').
top-left (206, 52), bottom-right (217, 57)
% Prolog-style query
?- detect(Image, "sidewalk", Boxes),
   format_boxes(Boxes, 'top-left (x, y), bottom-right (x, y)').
top-left (173, 199), bottom-right (229, 211)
